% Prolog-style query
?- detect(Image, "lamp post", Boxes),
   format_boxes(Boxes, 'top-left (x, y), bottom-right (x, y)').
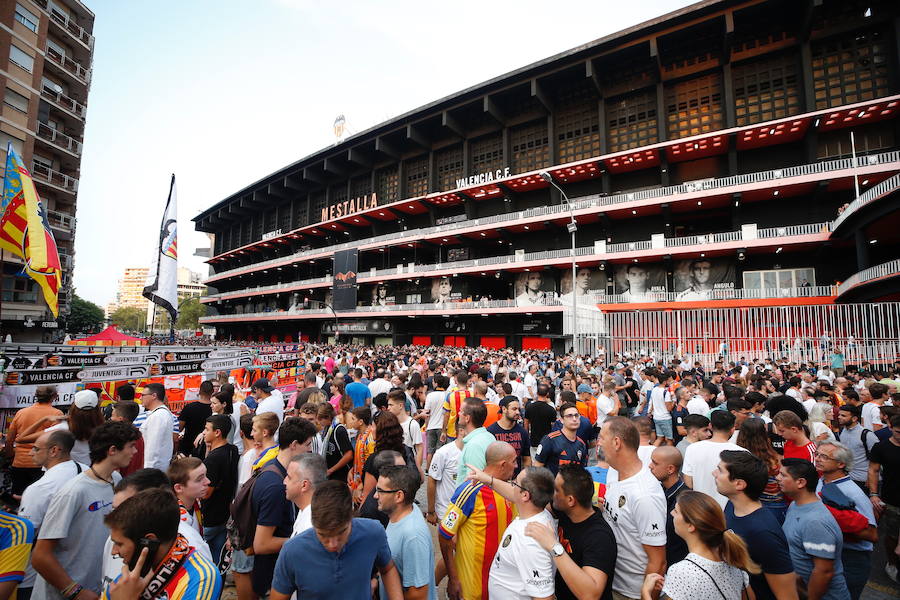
top-left (539, 172), bottom-right (578, 353)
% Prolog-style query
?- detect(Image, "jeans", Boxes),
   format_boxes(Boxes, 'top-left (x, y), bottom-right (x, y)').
top-left (203, 524), bottom-right (227, 567)
top-left (842, 548), bottom-right (871, 600)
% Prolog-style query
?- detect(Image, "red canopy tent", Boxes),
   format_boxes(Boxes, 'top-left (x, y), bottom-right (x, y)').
top-left (67, 325), bottom-right (148, 347)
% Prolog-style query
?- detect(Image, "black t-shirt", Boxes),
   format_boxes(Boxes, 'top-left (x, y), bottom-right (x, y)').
top-left (664, 481), bottom-right (688, 567)
top-left (556, 509), bottom-right (617, 600)
top-left (525, 400), bottom-right (557, 448)
top-left (177, 401), bottom-right (212, 455)
top-left (623, 377), bottom-right (640, 409)
top-left (724, 502), bottom-right (794, 600)
top-left (671, 406), bottom-right (689, 445)
top-left (871, 439), bottom-right (900, 506)
top-left (202, 443), bottom-right (239, 526)
top-left (251, 460), bottom-right (295, 596)
top-left (486, 422), bottom-right (531, 475)
top-left (320, 423), bottom-right (354, 481)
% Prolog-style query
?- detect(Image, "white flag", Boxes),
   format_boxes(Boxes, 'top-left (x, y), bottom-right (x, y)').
top-left (143, 175), bottom-right (178, 321)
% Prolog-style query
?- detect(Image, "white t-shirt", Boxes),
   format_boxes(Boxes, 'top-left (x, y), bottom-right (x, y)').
top-left (523, 373), bottom-right (538, 399)
top-left (140, 405), bottom-right (175, 471)
top-left (256, 393), bottom-right (285, 423)
top-left (428, 441), bottom-right (462, 520)
top-left (45, 422), bottom-right (90, 468)
top-left (488, 510), bottom-right (557, 600)
top-left (649, 387), bottom-right (672, 421)
top-left (687, 396), bottom-right (709, 416)
top-left (861, 402), bottom-right (886, 430)
top-left (596, 394), bottom-right (616, 426)
top-left (369, 378), bottom-right (392, 399)
top-left (424, 390), bottom-right (447, 431)
top-left (602, 467), bottom-right (667, 599)
top-left (662, 553), bottom-right (749, 600)
top-left (511, 380), bottom-right (528, 403)
top-left (292, 505), bottom-right (312, 538)
top-left (399, 415), bottom-right (423, 450)
top-left (19, 460), bottom-right (88, 588)
top-left (683, 440), bottom-right (747, 508)
top-left (637, 445), bottom-right (655, 469)
top-left (229, 402), bottom-right (246, 446)
top-left (786, 388), bottom-right (802, 401)
top-left (238, 447), bottom-right (260, 486)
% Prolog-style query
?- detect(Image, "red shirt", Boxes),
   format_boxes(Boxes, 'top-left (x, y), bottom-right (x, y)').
top-left (783, 439), bottom-right (816, 463)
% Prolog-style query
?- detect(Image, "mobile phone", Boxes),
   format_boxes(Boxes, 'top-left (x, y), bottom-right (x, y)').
top-left (128, 537), bottom-right (160, 577)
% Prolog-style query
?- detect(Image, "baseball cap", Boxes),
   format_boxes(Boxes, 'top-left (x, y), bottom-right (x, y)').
top-left (73, 389), bottom-right (98, 410)
top-left (251, 378), bottom-right (275, 393)
top-left (577, 383), bottom-right (593, 394)
top-left (615, 363), bottom-right (625, 370)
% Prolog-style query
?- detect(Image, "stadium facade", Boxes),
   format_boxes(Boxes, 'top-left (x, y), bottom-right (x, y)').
top-left (194, 0), bottom-right (900, 363)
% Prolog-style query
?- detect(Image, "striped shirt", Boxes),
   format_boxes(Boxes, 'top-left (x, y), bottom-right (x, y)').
top-left (0, 511), bottom-right (34, 584)
top-left (102, 539), bottom-right (221, 600)
top-left (439, 481), bottom-right (516, 600)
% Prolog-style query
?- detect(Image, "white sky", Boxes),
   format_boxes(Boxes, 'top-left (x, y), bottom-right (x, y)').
top-left (73, 0), bottom-right (696, 307)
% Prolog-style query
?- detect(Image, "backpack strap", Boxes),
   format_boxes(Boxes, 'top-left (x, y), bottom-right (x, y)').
top-left (861, 428), bottom-right (872, 461)
top-left (683, 558), bottom-right (728, 600)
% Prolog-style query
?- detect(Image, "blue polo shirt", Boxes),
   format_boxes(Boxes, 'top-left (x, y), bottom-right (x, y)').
top-left (346, 381), bottom-right (372, 407)
top-left (272, 518), bottom-right (393, 599)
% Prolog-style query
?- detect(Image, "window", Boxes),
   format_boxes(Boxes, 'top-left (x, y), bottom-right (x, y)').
top-left (742, 268), bottom-right (816, 290)
top-left (607, 90), bottom-right (659, 153)
top-left (33, 154), bottom-right (53, 171)
top-left (0, 132), bottom-right (25, 156)
top-left (435, 145), bottom-right (463, 192)
top-left (555, 84), bottom-right (601, 164)
top-left (376, 166), bottom-right (399, 204)
top-left (9, 45), bottom-right (34, 72)
top-left (470, 133), bottom-right (504, 176)
top-left (14, 4), bottom-right (39, 33)
top-left (665, 73), bottom-right (723, 140)
top-left (733, 54), bottom-right (801, 126)
top-left (510, 121), bottom-right (549, 174)
top-left (3, 88), bottom-right (29, 113)
top-left (405, 156), bottom-right (429, 198)
top-left (811, 28), bottom-right (890, 109)
top-left (2, 267), bottom-right (38, 303)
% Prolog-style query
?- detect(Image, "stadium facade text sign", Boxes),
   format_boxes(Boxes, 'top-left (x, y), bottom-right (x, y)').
top-left (455, 167), bottom-right (511, 189)
top-left (321, 193), bottom-right (378, 222)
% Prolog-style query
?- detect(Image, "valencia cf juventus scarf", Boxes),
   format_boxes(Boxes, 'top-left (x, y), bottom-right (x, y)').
top-left (141, 535), bottom-right (192, 600)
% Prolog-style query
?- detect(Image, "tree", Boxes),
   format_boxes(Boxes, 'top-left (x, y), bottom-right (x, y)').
top-left (67, 294), bottom-right (104, 333)
top-left (176, 297), bottom-right (207, 330)
top-left (110, 306), bottom-right (146, 332)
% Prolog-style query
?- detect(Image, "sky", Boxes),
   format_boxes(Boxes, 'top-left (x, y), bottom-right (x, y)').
top-left (74, 0), bottom-right (696, 308)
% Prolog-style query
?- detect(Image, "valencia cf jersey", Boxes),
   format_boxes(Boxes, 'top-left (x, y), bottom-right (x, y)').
top-left (535, 430), bottom-right (588, 475)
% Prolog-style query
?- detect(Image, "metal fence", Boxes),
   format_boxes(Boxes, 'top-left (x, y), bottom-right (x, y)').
top-left (569, 302), bottom-right (900, 368)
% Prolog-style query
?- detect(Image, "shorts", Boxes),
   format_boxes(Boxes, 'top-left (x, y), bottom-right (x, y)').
top-left (426, 429), bottom-right (443, 455)
top-left (654, 419), bottom-right (674, 439)
top-left (231, 548), bottom-right (254, 574)
top-left (880, 503), bottom-right (900, 540)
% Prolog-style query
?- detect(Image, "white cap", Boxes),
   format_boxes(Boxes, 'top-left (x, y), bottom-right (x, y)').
top-left (73, 389), bottom-right (98, 410)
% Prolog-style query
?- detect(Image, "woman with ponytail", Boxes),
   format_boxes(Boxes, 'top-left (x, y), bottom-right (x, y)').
top-left (642, 490), bottom-right (760, 600)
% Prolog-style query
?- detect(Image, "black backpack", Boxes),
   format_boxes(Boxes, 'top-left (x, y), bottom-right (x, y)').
top-left (227, 461), bottom-right (281, 554)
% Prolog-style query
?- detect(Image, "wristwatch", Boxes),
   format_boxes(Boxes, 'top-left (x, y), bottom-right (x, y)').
top-left (550, 543), bottom-right (565, 558)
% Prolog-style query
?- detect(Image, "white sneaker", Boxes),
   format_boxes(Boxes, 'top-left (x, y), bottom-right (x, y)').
top-left (886, 563), bottom-right (899, 583)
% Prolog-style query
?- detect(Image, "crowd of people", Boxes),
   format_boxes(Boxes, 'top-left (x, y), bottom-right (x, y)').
top-left (0, 343), bottom-right (898, 600)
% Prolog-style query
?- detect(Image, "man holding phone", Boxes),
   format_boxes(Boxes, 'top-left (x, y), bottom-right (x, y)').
top-left (102, 488), bottom-right (221, 599)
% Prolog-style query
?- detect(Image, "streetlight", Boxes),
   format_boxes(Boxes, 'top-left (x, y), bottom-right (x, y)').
top-left (539, 171), bottom-right (578, 353)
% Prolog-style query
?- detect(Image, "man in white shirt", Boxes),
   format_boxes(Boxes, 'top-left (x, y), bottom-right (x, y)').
top-left (18, 430), bottom-right (87, 598)
top-left (284, 453), bottom-right (327, 537)
top-left (683, 410), bottom-right (746, 507)
top-left (649, 371), bottom-right (675, 445)
top-left (424, 375), bottom-right (449, 469)
top-left (426, 433), bottom-right (464, 526)
top-left (486, 466), bottom-right (557, 600)
top-left (253, 378), bottom-right (285, 424)
top-left (523, 364), bottom-right (538, 401)
top-left (388, 390), bottom-right (424, 480)
top-left (509, 371), bottom-right (528, 403)
top-left (861, 382), bottom-right (890, 431)
top-left (785, 376), bottom-right (803, 402)
top-left (598, 417), bottom-right (666, 599)
top-left (596, 381), bottom-right (619, 428)
top-left (369, 369), bottom-right (393, 399)
top-left (140, 382), bottom-right (175, 470)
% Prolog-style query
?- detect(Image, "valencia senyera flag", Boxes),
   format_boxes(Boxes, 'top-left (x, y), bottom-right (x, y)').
top-left (0, 144), bottom-right (62, 317)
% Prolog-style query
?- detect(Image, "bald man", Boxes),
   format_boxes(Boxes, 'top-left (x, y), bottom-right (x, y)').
top-left (649, 446), bottom-right (688, 566)
top-left (439, 441), bottom-right (517, 600)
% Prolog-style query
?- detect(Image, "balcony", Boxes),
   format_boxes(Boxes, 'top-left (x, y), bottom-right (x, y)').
top-left (206, 149), bottom-right (900, 284)
top-left (44, 44), bottom-right (90, 85)
top-left (40, 83), bottom-right (87, 120)
top-left (832, 172), bottom-right (900, 232)
top-left (205, 222), bottom-right (830, 304)
top-left (32, 0), bottom-right (94, 49)
top-left (46, 209), bottom-right (76, 233)
top-left (836, 259), bottom-right (900, 301)
top-left (36, 122), bottom-right (82, 156)
top-left (200, 286), bottom-right (839, 324)
top-left (32, 163), bottom-right (78, 195)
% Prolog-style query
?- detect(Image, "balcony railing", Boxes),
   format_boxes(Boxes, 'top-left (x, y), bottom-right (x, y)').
top-left (40, 83), bottom-right (87, 119)
top-left (36, 122), bottom-right (82, 155)
top-left (207, 149), bottom-right (900, 283)
top-left (201, 286), bottom-right (839, 323)
top-left (46, 209), bottom-right (76, 232)
top-left (31, 163), bottom-right (78, 194)
top-left (32, 0), bottom-right (94, 48)
top-left (44, 45), bottom-right (90, 84)
top-left (831, 172), bottom-right (900, 231)
top-left (837, 259), bottom-right (900, 297)
top-left (206, 223), bottom-right (830, 303)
